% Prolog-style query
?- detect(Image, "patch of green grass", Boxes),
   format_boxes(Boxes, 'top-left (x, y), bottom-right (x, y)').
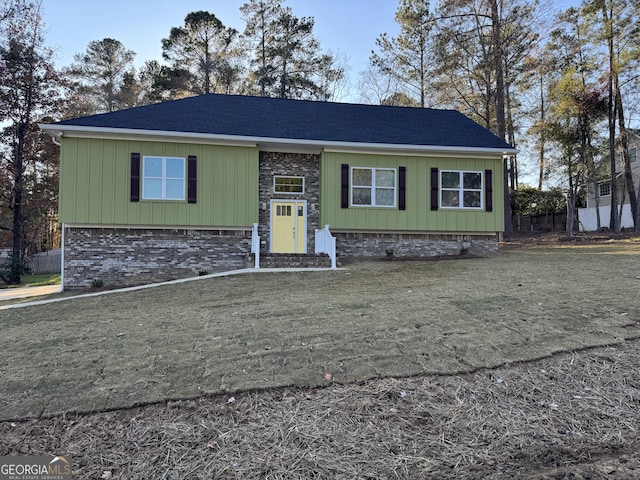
top-left (3, 273), bottom-right (61, 288)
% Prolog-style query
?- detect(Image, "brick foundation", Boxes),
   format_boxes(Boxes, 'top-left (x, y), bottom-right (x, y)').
top-left (333, 231), bottom-right (499, 258)
top-left (63, 227), bottom-right (251, 288)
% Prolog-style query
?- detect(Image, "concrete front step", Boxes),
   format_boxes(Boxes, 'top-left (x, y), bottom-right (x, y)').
top-left (246, 253), bottom-right (333, 269)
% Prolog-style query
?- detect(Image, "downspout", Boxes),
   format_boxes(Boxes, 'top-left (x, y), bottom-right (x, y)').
top-left (59, 223), bottom-right (65, 293)
top-left (51, 132), bottom-right (62, 146)
top-left (54, 131), bottom-right (63, 292)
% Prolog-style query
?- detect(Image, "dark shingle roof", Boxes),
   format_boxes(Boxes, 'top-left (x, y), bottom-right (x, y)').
top-left (53, 94), bottom-right (514, 151)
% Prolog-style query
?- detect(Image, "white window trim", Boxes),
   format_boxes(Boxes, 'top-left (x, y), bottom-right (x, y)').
top-left (273, 175), bottom-right (305, 194)
top-left (142, 156), bottom-right (186, 201)
top-left (598, 182), bottom-right (611, 197)
top-left (440, 170), bottom-right (484, 210)
top-left (350, 167), bottom-right (397, 208)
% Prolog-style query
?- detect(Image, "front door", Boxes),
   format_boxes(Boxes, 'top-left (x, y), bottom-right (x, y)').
top-left (271, 201), bottom-right (306, 253)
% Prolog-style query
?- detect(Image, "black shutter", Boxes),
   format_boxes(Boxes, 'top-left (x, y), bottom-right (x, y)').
top-left (188, 155), bottom-right (197, 204)
top-left (341, 164), bottom-right (349, 208)
top-left (130, 153), bottom-right (140, 202)
top-left (485, 169), bottom-right (493, 212)
top-left (399, 166), bottom-right (406, 210)
top-left (430, 167), bottom-right (439, 211)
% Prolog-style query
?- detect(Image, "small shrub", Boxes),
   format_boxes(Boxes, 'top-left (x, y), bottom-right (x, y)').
top-left (198, 270), bottom-right (209, 276)
top-left (0, 253), bottom-right (32, 285)
top-left (385, 248), bottom-right (395, 258)
top-left (459, 246), bottom-right (469, 256)
top-left (91, 278), bottom-right (104, 288)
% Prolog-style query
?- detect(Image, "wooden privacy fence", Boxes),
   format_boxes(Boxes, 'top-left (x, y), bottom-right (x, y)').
top-left (512, 213), bottom-right (568, 233)
top-left (29, 249), bottom-right (61, 274)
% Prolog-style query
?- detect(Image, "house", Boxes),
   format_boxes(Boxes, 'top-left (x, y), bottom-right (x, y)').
top-left (40, 94), bottom-right (516, 289)
top-left (578, 129), bottom-right (640, 231)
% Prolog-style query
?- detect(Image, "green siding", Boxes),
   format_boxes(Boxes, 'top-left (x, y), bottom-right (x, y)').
top-left (59, 138), bottom-right (259, 227)
top-left (321, 151), bottom-right (505, 233)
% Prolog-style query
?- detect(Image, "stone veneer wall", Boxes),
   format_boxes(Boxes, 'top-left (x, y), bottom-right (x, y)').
top-left (64, 227), bottom-right (252, 288)
top-left (258, 152), bottom-right (320, 253)
top-left (334, 232), bottom-right (499, 258)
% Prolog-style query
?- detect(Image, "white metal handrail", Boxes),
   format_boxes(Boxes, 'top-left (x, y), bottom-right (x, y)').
top-left (251, 223), bottom-right (260, 269)
top-left (314, 224), bottom-right (337, 269)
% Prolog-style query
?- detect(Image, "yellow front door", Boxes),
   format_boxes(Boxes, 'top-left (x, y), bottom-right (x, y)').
top-left (271, 201), bottom-right (306, 253)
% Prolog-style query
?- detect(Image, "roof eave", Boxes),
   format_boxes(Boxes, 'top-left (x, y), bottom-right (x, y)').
top-left (39, 124), bottom-right (518, 157)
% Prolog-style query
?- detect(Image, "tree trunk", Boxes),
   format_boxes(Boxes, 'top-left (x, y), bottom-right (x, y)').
top-left (616, 96), bottom-right (638, 231)
top-left (594, 182), bottom-right (601, 230)
top-left (260, 2), bottom-right (267, 96)
top-left (603, 1), bottom-right (619, 232)
top-left (489, 0), bottom-right (512, 235)
top-left (9, 124), bottom-right (26, 285)
top-left (538, 75), bottom-right (545, 190)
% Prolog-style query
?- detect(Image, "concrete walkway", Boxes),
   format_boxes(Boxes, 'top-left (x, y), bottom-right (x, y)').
top-left (0, 267), bottom-right (341, 311)
top-left (0, 284), bottom-right (61, 301)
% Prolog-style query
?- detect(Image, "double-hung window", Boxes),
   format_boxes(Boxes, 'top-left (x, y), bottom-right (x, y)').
top-left (142, 156), bottom-right (185, 200)
top-left (351, 167), bottom-right (396, 207)
top-left (630, 147), bottom-right (637, 164)
top-left (441, 170), bottom-right (483, 209)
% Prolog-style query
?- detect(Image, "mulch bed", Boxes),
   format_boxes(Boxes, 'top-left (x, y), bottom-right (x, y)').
top-left (2, 340), bottom-right (639, 479)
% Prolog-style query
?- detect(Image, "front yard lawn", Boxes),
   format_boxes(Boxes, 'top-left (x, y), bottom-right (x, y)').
top-left (1, 243), bottom-right (638, 421)
top-left (2, 240), bottom-right (640, 478)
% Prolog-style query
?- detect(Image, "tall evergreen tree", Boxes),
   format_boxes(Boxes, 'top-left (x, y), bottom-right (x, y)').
top-left (68, 38), bottom-right (136, 113)
top-left (370, 0), bottom-right (434, 108)
top-left (545, 8), bottom-right (607, 237)
top-left (0, 0), bottom-right (61, 284)
top-left (241, 0), bottom-right (282, 96)
top-left (162, 11), bottom-right (241, 96)
top-left (583, 0), bottom-right (640, 232)
top-left (241, 0), bottom-right (343, 100)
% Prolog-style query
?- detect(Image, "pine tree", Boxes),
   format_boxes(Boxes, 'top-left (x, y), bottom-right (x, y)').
top-left (68, 38), bottom-right (136, 113)
top-left (370, 0), bottom-right (433, 107)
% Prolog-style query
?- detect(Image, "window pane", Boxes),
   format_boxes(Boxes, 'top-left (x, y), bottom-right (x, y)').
top-left (376, 188), bottom-right (395, 206)
top-left (376, 170), bottom-right (395, 187)
top-left (442, 190), bottom-right (459, 207)
top-left (352, 187), bottom-right (372, 205)
top-left (630, 148), bottom-right (637, 163)
top-left (599, 183), bottom-right (610, 197)
top-left (275, 177), bottom-right (303, 193)
top-left (463, 191), bottom-right (481, 208)
top-left (143, 178), bottom-right (162, 199)
top-left (441, 171), bottom-right (460, 188)
top-left (166, 158), bottom-right (184, 178)
top-left (352, 168), bottom-right (372, 186)
top-left (463, 172), bottom-right (482, 190)
top-left (144, 157), bottom-right (163, 177)
top-left (166, 179), bottom-right (184, 200)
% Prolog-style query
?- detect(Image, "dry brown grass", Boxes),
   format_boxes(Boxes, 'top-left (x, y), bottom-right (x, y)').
top-left (1, 237), bottom-right (640, 478)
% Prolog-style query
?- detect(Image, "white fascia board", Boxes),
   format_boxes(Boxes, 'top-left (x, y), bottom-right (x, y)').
top-left (39, 124), bottom-right (518, 156)
top-left (39, 124), bottom-right (259, 148)
top-left (323, 145), bottom-right (517, 158)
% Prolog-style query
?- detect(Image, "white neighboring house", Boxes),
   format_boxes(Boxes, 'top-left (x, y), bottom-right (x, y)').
top-left (578, 130), bottom-right (640, 231)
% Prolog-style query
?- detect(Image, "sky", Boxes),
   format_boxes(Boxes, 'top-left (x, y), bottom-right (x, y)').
top-left (42, 0), bottom-right (578, 102)
top-left (42, 0), bottom-right (402, 94)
